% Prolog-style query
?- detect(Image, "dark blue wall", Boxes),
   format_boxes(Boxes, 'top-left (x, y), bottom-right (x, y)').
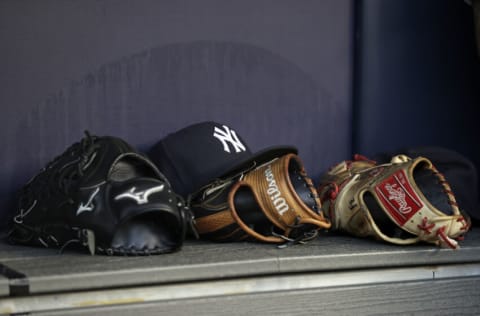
top-left (0, 1), bottom-right (353, 231)
top-left (353, 0), bottom-right (480, 163)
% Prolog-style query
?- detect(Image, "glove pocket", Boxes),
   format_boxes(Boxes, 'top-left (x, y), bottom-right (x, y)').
top-left (101, 177), bottom-right (185, 255)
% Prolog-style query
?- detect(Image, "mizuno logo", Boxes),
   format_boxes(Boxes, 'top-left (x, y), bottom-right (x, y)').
top-left (114, 184), bottom-right (165, 205)
top-left (76, 187), bottom-right (100, 216)
top-left (213, 125), bottom-right (246, 153)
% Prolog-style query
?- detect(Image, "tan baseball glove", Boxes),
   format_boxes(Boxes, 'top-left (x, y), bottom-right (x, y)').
top-left (190, 153), bottom-right (331, 245)
top-left (318, 154), bottom-right (470, 249)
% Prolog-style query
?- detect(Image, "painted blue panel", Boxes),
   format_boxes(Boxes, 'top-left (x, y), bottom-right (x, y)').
top-left (353, 0), bottom-right (480, 162)
top-left (0, 1), bottom-right (353, 231)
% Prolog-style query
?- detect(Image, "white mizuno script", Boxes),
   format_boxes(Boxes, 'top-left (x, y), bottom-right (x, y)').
top-left (114, 184), bottom-right (165, 205)
top-left (76, 187), bottom-right (100, 216)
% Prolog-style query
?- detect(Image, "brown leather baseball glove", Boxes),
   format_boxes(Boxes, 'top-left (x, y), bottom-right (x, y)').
top-left (190, 153), bottom-right (331, 245)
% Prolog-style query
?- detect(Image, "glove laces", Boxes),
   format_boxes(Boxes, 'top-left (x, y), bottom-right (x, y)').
top-left (17, 131), bottom-right (98, 217)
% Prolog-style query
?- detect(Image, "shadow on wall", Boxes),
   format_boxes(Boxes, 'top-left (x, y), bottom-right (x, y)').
top-left (1, 40), bottom-right (350, 232)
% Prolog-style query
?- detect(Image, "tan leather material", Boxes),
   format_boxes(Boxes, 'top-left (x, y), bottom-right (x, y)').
top-left (229, 154), bottom-right (330, 243)
top-left (194, 210), bottom-right (237, 234)
top-left (191, 153), bottom-right (330, 243)
top-left (319, 155), bottom-right (470, 249)
top-left (221, 227), bottom-right (250, 241)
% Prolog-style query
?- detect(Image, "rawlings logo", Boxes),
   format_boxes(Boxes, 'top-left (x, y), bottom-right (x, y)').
top-left (384, 183), bottom-right (412, 214)
top-left (264, 165), bottom-right (289, 216)
top-left (375, 170), bottom-right (423, 225)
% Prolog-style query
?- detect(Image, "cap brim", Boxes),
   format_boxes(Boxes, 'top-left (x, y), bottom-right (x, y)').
top-left (219, 145), bottom-right (298, 179)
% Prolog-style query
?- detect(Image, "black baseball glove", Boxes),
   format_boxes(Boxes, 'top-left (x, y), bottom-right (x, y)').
top-left (9, 131), bottom-right (194, 255)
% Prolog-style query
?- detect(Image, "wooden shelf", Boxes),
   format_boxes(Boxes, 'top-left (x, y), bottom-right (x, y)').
top-left (1, 228), bottom-right (480, 315)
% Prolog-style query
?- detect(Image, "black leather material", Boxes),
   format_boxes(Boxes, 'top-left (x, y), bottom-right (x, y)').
top-left (106, 177), bottom-right (185, 254)
top-left (414, 166), bottom-right (452, 216)
top-left (111, 212), bottom-right (180, 254)
top-left (8, 132), bottom-right (189, 255)
top-left (364, 191), bottom-right (416, 240)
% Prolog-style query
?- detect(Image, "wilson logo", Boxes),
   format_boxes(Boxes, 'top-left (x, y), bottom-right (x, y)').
top-left (264, 165), bottom-right (289, 216)
top-left (213, 125), bottom-right (246, 153)
top-left (375, 170), bottom-right (422, 225)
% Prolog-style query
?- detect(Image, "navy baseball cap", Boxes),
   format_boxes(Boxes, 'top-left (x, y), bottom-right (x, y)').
top-left (148, 121), bottom-right (297, 197)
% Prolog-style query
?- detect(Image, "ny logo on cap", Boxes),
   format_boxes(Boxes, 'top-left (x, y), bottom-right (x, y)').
top-left (213, 125), bottom-right (246, 153)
